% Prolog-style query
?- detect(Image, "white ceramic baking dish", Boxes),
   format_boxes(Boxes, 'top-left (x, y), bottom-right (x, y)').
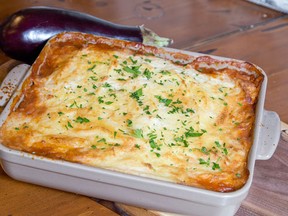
top-left (0, 50), bottom-right (281, 216)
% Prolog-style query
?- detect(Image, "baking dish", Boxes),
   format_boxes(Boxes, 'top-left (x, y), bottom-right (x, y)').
top-left (0, 47), bottom-right (280, 216)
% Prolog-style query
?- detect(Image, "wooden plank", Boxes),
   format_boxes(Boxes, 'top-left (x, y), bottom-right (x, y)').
top-left (109, 0), bottom-right (284, 48)
top-left (0, 0), bottom-right (134, 22)
top-left (0, 169), bottom-right (119, 216)
top-left (0, 0), bottom-right (284, 51)
top-left (265, 69), bottom-right (288, 122)
top-left (236, 139), bottom-right (288, 216)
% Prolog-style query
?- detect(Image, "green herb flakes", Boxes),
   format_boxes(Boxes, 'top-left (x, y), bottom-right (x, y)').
top-left (123, 65), bottom-right (141, 78)
top-left (199, 157), bottom-right (210, 166)
top-left (75, 116), bottom-right (90, 124)
top-left (67, 121), bottom-right (73, 128)
top-left (201, 147), bottom-right (209, 155)
top-left (97, 138), bottom-right (106, 143)
top-left (132, 129), bottom-right (144, 138)
top-left (212, 162), bottom-right (220, 170)
top-left (236, 173), bottom-right (241, 178)
top-left (143, 68), bottom-right (152, 79)
top-left (127, 119), bottom-right (133, 127)
top-left (155, 95), bottom-right (172, 106)
top-left (130, 88), bottom-right (143, 106)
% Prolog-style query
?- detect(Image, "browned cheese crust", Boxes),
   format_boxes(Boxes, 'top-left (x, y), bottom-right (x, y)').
top-left (0, 32), bottom-right (264, 192)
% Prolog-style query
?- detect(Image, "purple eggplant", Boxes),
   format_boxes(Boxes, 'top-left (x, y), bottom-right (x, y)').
top-left (0, 6), bottom-right (172, 64)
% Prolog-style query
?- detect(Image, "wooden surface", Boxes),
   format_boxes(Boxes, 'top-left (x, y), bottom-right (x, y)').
top-left (0, 0), bottom-right (287, 215)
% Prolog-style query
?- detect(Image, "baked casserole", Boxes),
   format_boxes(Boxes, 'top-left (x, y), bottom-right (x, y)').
top-left (0, 32), bottom-right (264, 192)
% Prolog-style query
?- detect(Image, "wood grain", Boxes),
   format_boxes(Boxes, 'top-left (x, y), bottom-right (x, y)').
top-left (0, 0), bottom-right (287, 215)
top-left (0, 0), bottom-right (283, 50)
top-left (236, 139), bottom-right (288, 216)
top-left (0, 172), bottom-right (118, 216)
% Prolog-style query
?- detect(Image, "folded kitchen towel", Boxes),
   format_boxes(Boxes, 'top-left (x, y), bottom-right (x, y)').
top-left (247, 0), bottom-right (288, 13)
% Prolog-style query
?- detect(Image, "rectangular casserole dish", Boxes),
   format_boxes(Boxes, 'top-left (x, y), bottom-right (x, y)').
top-left (0, 32), bottom-right (281, 216)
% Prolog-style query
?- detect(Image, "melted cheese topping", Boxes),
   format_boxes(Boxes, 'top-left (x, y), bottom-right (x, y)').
top-left (0, 33), bottom-right (263, 192)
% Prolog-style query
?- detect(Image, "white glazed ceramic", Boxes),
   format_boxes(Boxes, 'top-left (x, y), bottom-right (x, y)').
top-left (0, 51), bottom-right (280, 216)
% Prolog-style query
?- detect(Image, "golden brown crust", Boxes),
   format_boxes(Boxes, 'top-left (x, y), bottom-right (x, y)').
top-left (0, 32), bottom-right (264, 192)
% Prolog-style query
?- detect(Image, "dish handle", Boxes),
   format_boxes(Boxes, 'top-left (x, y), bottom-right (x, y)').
top-left (256, 110), bottom-right (281, 160)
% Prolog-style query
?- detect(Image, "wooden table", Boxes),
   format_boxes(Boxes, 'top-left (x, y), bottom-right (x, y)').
top-left (0, 1), bottom-right (287, 215)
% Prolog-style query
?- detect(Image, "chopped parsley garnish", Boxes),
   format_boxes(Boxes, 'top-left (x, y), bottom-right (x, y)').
top-left (215, 141), bottom-right (229, 155)
top-left (132, 129), bottom-right (144, 138)
top-left (160, 70), bottom-right (171, 75)
top-left (185, 127), bottom-right (205, 138)
top-left (174, 135), bottom-right (189, 147)
top-left (155, 95), bottom-right (172, 106)
top-left (105, 101), bottom-right (113, 105)
top-left (69, 100), bottom-right (80, 108)
top-left (75, 116), bottom-right (90, 124)
top-left (97, 138), bottom-right (106, 143)
top-left (212, 162), bottom-right (221, 170)
top-left (127, 119), bottom-right (133, 127)
top-left (172, 98), bottom-right (182, 104)
top-left (143, 68), bottom-right (152, 79)
top-left (117, 78), bottom-right (126, 81)
top-left (114, 69), bottom-right (122, 73)
top-left (236, 173), bottom-right (241, 178)
top-left (123, 65), bottom-right (141, 78)
top-left (103, 82), bottom-right (111, 88)
top-left (129, 56), bottom-right (137, 64)
top-left (215, 141), bottom-right (221, 147)
top-left (98, 96), bottom-right (104, 104)
top-left (149, 139), bottom-right (158, 149)
top-left (130, 88), bottom-right (143, 106)
top-left (155, 152), bottom-right (161, 157)
top-left (87, 65), bottom-right (96, 71)
top-left (89, 76), bottom-right (98, 81)
top-left (130, 88), bottom-right (143, 99)
top-left (199, 157), bottom-right (210, 166)
top-left (223, 148), bottom-right (228, 155)
top-left (67, 121), bottom-right (73, 128)
top-left (201, 146), bottom-right (209, 155)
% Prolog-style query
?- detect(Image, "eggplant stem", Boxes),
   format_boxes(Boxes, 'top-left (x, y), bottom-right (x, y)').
top-left (140, 25), bottom-right (173, 47)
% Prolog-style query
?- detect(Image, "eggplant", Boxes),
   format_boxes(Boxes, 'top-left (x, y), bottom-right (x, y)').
top-left (0, 6), bottom-right (172, 64)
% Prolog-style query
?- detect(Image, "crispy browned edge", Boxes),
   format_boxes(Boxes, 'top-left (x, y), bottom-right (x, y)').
top-left (3, 32), bottom-right (264, 192)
